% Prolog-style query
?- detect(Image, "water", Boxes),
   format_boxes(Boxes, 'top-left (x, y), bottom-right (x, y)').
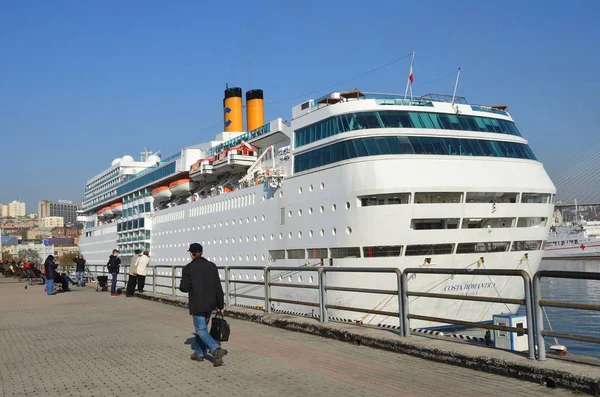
top-left (538, 259), bottom-right (600, 358)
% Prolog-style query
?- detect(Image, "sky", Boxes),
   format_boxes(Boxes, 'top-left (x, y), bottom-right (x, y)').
top-left (1, 0), bottom-right (599, 212)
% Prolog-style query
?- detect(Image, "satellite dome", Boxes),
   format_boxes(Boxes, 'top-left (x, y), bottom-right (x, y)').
top-left (147, 154), bottom-right (161, 164)
top-left (120, 155), bottom-right (134, 165)
top-left (111, 158), bottom-right (121, 166)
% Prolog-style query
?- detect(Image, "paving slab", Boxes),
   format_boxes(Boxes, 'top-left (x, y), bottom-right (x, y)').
top-left (0, 278), bottom-right (581, 396)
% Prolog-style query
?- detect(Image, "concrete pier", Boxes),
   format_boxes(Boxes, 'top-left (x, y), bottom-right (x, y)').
top-left (0, 278), bottom-right (589, 396)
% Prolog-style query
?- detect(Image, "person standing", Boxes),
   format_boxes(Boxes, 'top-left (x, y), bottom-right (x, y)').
top-left (136, 251), bottom-right (150, 293)
top-left (179, 243), bottom-right (225, 367)
top-left (125, 250), bottom-right (141, 297)
top-left (106, 249), bottom-right (121, 297)
top-left (44, 255), bottom-right (57, 295)
top-left (73, 254), bottom-right (86, 287)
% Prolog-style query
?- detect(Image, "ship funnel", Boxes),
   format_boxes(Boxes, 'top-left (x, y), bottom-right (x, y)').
top-left (246, 89), bottom-right (264, 131)
top-left (223, 86), bottom-right (243, 132)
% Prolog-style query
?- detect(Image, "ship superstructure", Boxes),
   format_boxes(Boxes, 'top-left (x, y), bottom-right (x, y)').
top-left (79, 86), bottom-right (556, 328)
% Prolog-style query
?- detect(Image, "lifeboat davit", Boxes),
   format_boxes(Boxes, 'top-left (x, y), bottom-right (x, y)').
top-left (111, 202), bottom-right (123, 216)
top-left (103, 206), bottom-right (114, 217)
top-left (152, 186), bottom-right (172, 204)
top-left (169, 178), bottom-right (198, 197)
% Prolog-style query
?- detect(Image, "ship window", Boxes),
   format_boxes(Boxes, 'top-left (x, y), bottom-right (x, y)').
top-left (411, 218), bottom-right (460, 230)
top-left (405, 244), bottom-right (454, 256)
top-left (330, 247), bottom-right (361, 258)
top-left (286, 249), bottom-right (305, 259)
top-left (139, 218), bottom-right (145, 228)
top-left (363, 246), bottom-right (403, 257)
top-left (359, 193), bottom-right (410, 206)
top-left (462, 218), bottom-right (515, 229)
top-left (280, 207), bottom-right (285, 225)
top-left (466, 192), bottom-right (518, 203)
top-left (517, 217), bottom-right (547, 228)
top-left (294, 110), bottom-right (521, 147)
top-left (268, 250), bottom-right (285, 261)
top-left (511, 240), bottom-right (542, 251)
top-left (456, 241), bottom-right (510, 254)
top-left (307, 248), bottom-right (328, 259)
top-left (414, 192), bottom-right (462, 204)
top-left (294, 137), bottom-right (537, 173)
top-left (117, 223), bottom-right (122, 232)
top-left (521, 193), bottom-right (550, 204)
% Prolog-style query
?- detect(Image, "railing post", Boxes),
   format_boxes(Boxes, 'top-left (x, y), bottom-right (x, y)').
top-left (534, 273), bottom-right (546, 360)
top-left (396, 269), bottom-right (404, 336)
top-left (264, 267), bottom-right (271, 313)
top-left (319, 269), bottom-right (328, 323)
top-left (152, 265), bottom-right (156, 295)
top-left (224, 267), bottom-right (230, 307)
top-left (401, 271), bottom-right (410, 337)
top-left (171, 266), bottom-right (176, 298)
top-left (522, 274), bottom-right (536, 360)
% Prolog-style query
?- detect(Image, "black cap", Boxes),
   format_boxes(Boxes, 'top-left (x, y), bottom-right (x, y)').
top-left (188, 243), bottom-right (203, 254)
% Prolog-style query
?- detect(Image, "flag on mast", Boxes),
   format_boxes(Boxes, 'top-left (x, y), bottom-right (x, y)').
top-left (408, 64), bottom-right (414, 84)
top-left (404, 51), bottom-right (415, 100)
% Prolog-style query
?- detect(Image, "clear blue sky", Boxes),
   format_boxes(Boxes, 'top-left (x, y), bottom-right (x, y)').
top-left (1, 0), bottom-right (599, 212)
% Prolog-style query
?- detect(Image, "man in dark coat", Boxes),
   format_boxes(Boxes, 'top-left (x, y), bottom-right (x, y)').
top-left (106, 250), bottom-right (121, 296)
top-left (179, 243), bottom-right (225, 367)
top-left (43, 255), bottom-right (57, 295)
top-left (73, 254), bottom-right (86, 287)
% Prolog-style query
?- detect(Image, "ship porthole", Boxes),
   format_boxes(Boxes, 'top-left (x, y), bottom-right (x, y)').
top-left (298, 275), bottom-right (303, 283)
top-left (320, 206), bottom-right (324, 213)
top-left (298, 231), bottom-right (303, 238)
top-left (346, 227), bottom-right (352, 234)
top-left (332, 204), bottom-right (337, 212)
top-left (320, 182), bottom-right (325, 190)
top-left (309, 276), bottom-right (314, 283)
top-left (309, 230), bottom-right (314, 237)
top-left (309, 184), bottom-right (314, 192)
top-left (298, 187), bottom-right (303, 194)
top-left (320, 229), bottom-right (324, 236)
top-left (309, 207), bottom-right (313, 215)
top-left (332, 228), bottom-right (337, 236)
top-left (298, 209), bottom-right (303, 216)
top-left (345, 202), bottom-right (350, 210)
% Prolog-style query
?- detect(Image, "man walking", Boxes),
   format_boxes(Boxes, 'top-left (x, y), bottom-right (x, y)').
top-left (73, 254), bottom-right (86, 287)
top-left (179, 243), bottom-right (226, 367)
top-left (106, 249), bottom-right (121, 297)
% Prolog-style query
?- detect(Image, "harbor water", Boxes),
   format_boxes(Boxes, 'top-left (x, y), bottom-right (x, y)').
top-left (538, 259), bottom-right (600, 358)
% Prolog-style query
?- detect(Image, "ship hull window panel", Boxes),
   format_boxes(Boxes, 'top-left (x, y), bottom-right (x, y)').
top-left (359, 193), bottom-right (410, 206)
top-left (411, 218), bottom-right (460, 230)
top-left (293, 137), bottom-right (537, 173)
top-left (466, 192), bottom-right (518, 204)
top-left (405, 244), bottom-right (455, 256)
top-left (461, 218), bottom-right (515, 229)
top-left (511, 240), bottom-right (543, 251)
top-left (414, 192), bottom-right (462, 204)
top-left (521, 193), bottom-right (551, 204)
top-left (330, 247), bottom-right (361, 258)
top-left (268, 250), bottom-right (285, 261)
top-left (307, 248), bottom-right (328, 259)
top-left (456, 242), bottom-right (511, 254)
top-left (287, 249), bottom-right (306, 259)
top-left (363, 246), bottom-right (403, 257)
top-left (517, 217), bottom-right (548, 227)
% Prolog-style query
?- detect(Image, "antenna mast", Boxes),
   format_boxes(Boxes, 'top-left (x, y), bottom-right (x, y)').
top-left (451, 67), bottom-right (461, 106)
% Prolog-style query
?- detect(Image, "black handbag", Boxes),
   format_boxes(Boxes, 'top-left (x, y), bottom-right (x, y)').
top-left (210, 312), bottom-right (230, 342)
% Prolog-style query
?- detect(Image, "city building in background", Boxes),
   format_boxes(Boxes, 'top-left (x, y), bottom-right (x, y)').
top-left (38, 200), bottom-right (79, 226)
top-left (6, 200), bottom-right (26, 217)
top-left (41, 216), bottom-right (64, 228)
top-left (1, 205), bottom-right (7, 218)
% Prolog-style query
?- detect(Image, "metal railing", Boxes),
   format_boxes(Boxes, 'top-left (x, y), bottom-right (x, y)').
top-left (534, 270), bottom-right (600, 360)
top-left (402, 268), bottom-right (535, 360)
top-left (84, 263), bottom-right (600, 361)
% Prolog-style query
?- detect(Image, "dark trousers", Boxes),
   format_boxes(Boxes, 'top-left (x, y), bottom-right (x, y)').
top-left (137, 275), bottom-right (146, 292)
top-left (54, 276), bottom-right (69, 291)
top-left (126, 275), bottom-right (137, 296)
top-left (111, 273), bottom-right (118, 294)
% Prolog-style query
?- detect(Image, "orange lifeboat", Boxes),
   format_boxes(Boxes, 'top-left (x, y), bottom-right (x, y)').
top-left (152, 186), bottom-right (172, 204)
top-left (103, 206), bottom-right (114, 217)
top-left (110, 202), bottom-right (123, 216)
top-left (169, 178), bottom-right (199, 197)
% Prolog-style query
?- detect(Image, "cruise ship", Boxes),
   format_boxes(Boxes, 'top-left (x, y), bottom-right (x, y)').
top-left (78, 86), bottom-right (556, 329)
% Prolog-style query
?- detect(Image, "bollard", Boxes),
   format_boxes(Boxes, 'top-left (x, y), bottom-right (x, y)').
top-left (319, 269), bottom-right (328, 323)
top-left (264, 267), bottom-right (271, 313)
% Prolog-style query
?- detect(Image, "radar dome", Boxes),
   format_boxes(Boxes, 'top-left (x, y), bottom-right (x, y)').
top-left (147, 155), bottom-right (161, 164)
top-left (120, 155), bottom-right (134, 165)
top-left (111, 158), bottom-right (121, 166)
